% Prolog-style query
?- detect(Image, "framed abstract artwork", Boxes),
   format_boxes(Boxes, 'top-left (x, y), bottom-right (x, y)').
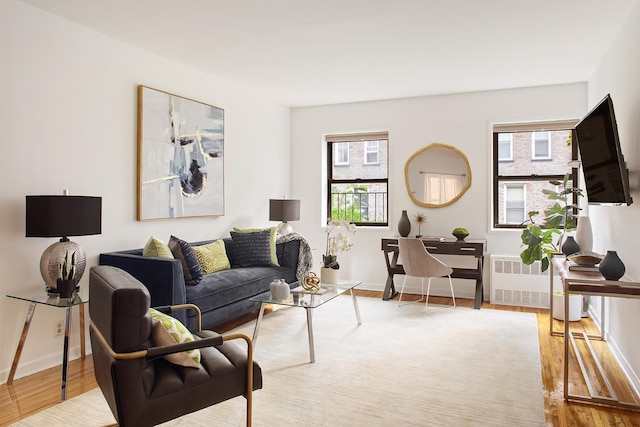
top-left (137, 85), bottom-right (225, 220)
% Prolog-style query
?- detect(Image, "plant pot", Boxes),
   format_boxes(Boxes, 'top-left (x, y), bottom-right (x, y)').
top-left (552, 291), bottom-right (582, 322)
top-left (321, 267), bottom-right (338, 285)
top-left (56, 279), bottom-right (76, 298)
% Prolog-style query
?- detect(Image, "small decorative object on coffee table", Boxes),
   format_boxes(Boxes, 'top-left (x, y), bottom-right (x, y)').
top-left (452, 227), bottom-right (469, 241)
top-left (301, 271), bottom-right (321, 291)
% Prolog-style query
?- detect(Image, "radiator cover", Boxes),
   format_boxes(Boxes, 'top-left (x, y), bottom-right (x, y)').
top-left (490, 255), bottom-right (551, 308)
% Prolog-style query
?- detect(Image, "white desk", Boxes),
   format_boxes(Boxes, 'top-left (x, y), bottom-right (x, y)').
top-left (549, 255), bottom-right (640, 411)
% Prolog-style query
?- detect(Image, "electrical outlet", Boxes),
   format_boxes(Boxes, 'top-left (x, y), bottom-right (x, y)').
top-left (54, 321), bottom-right (64, 337)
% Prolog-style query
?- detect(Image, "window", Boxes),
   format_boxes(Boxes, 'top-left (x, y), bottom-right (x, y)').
top-left (498, 133), bottom-right (513, 161)
top-left (493, 120), bottom-right (578, 228)
top-left (364, 141), bottom-right (379, 164)
top-left (327, 132), bottom-right (388, 226)
top-left (334, 142), bottom-right (349, 165)
top-left (504, 184), bottom-right (525, 224)
top-left (532, 131), bottom-right (551, 159)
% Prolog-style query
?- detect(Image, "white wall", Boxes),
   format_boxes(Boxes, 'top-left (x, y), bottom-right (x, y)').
top-left (291, 83), bottom-right (586, 299)
top-left (585, 0), bottom-right (640, 391)
top-left (0, 0), bottom-right (291, 382)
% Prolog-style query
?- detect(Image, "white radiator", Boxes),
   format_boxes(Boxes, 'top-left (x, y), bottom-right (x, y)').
top-left (490, 255), bottom-right (551, 308)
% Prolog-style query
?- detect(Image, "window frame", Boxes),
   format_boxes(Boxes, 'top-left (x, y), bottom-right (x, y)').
top-left (492, 121), bottom-right (578, 230)
top-left (326, 132), bottom-right (389, 227)
top-left (503, 183), bottom-right (526, 224)
top-left (497, 133), bottom-right (513, 161)
top-left (334, 142), bottom-right (350, 166)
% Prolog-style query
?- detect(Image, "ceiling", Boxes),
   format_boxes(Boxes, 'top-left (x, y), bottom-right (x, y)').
top-left (22, 0), bottom-right (638, 107)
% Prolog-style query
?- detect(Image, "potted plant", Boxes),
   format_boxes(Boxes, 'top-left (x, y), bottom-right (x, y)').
top-left (520, 174), bottom-right (583, 272)
top-left (322, 220), bottom-right (356, 284)
top-left (57, 249), bottom-right (77, 297)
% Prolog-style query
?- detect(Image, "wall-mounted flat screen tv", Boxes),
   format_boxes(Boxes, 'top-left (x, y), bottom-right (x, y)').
top-left (574, 94), bottom-right (633, 206)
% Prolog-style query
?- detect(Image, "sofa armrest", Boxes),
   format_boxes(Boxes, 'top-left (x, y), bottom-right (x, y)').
top-left (99, 252), bottom-right (188, 325)
top-left (276, 239), bottom-right (301, 270)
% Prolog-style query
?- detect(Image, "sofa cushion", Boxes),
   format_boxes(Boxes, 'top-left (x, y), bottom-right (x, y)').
top-left (232, 227), bottom-right (279, 266)
top-left (192, 239), bottom-right (230, 274)
top-left (149, 308), bottom-right (200, 368)
top-left (168, 236), bottom-right (203, 285)
top-left (230, 229), bottom-right (275, 267)
top-left (142, 236), bottom-right (174, 259)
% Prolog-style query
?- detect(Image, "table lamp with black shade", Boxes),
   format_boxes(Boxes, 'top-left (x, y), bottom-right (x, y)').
top-left (269, 198), bottom-right (300, 235)
top-left (25, 192), bottom-right (102, 296)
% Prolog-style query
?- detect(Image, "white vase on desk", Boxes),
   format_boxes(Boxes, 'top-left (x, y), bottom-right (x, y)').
top-left (575, 216), bottom-right (593, 253)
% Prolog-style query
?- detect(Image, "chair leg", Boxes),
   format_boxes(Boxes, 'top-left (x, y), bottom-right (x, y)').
top-left (448, 275), bottom-right (456, 308)
top-left (398, 275), bottom-right (408, 306)
top-left (425, 277), bottom-right (432, 312)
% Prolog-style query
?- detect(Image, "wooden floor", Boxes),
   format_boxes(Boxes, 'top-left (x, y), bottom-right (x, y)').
top-left (1, 291), bottom-right (639, 426)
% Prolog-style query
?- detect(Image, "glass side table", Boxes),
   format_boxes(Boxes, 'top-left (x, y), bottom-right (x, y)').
top-left (6, 286), bottom-right (89, 401)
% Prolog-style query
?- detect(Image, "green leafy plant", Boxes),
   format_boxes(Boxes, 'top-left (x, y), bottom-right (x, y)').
top-left (453, 227), bottom-right (469, 234)
top-left (520, 174), bottom-right (583, 272)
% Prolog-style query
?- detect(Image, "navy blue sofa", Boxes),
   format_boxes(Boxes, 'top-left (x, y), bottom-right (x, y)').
top-left (99, 238), bottom-right (300, 331)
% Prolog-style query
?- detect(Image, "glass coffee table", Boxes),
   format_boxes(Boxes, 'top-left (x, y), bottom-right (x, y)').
top-left (249, 280), bottom-right (362, 363)
top-left (6, 286), bottom-right (89, 401)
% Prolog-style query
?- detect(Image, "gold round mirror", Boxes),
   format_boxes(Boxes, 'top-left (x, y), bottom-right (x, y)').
top-left (404, 143), bottom-right (472, 208)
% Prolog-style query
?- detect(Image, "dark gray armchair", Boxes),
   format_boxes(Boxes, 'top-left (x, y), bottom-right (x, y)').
top-left (89, 265), bottom-right (262, 426)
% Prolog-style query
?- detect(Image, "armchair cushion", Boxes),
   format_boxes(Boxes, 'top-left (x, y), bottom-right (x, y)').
top-left (149, 308), bottom-right (201, 368)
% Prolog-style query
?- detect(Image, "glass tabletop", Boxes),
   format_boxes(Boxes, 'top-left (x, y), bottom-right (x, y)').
top-left (250, 279), bottom-right (362, 309)
top-left (6, 285), bottom-right (89, 307)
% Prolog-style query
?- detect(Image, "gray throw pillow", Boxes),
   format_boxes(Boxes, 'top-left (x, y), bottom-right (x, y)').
top-left (230, 229), bottom-right (275, 267)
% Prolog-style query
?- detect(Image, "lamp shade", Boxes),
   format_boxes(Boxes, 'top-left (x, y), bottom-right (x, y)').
top-left (26, 195), bottom-right (102, 238)
top-left (269, 199), bottom-right (300, 222)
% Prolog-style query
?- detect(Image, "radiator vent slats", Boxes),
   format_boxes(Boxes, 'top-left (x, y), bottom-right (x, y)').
top-left (490, 255), bottom-right (550, 308)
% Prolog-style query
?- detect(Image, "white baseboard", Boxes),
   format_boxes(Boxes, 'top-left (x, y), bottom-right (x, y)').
top-left (0, 345), bottom-right (90, 385)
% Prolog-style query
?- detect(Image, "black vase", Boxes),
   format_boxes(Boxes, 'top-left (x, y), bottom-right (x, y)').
top-left (398, 210), bottom-right (411, 237)
top-left (599, 250), bottom-right (625, 281)
top-left (561, 236), bottom-right (580, 256)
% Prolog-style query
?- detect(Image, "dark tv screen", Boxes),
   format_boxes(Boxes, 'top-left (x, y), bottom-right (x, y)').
top-left (574, 94), bottom-right (632, 205)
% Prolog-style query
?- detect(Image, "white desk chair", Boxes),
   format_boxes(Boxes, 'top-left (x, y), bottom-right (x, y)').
top-left (398, 238), bottom-right (456, 312)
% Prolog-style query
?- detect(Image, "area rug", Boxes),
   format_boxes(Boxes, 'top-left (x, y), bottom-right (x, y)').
top-left (12, 296), bottom-right (546, 426)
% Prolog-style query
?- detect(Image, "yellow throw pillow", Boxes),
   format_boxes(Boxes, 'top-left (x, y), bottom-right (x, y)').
top-left (232, 227), bottom-right (279, 266)
top-left (193, 239), bottom-right (231, 274)
top-left (149, 308), bottom-right (200, 368)
top-left (142, 236), bottom-right (174, 259)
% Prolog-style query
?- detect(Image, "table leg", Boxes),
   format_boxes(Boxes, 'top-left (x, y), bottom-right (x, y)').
top-left (473, 256), bottom-right (484, 310)
top-left (350, 289), bottom-right (362, 325)
top-left (252, 303), bottom-right (266, 348)
top-left (79, 304), bottom-right (86, 358)
top-left (563, 285), bottom-right (570, 400)
top-left (7, 302), bottom-right (37, 385)
top-left (60, 305), bottom-right (73, 401)
top-left (306, 308), bottom-right (315, 363)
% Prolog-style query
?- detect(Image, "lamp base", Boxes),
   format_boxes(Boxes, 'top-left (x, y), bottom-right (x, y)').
top-left (39, 240), bottom-right (86, 289)
top-left (276, 222), bottom-right (294, 236)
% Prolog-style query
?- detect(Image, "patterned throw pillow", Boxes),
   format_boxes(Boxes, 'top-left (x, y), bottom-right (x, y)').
top-left (142, 236), bottom-right (174, 259)
top-left (192, 239), bottom-right (231, 274)
top-left (168, 235), bottom-right (203, 285)
top-left (232, 227), bottom-right (279, 266)
top-left (149, 308), bottom-right (201, 368)
top-left (230, 229), bottom-right (275, 267)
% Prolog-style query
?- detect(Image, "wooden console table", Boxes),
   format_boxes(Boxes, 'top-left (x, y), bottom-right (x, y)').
top-left (550, 255), bottom-right (640, 411)
top-left (381, 238), bottom-right (486, 309)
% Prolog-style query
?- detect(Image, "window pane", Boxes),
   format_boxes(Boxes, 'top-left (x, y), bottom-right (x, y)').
top-left (533, 131), bottom-right (550, 158)
top-left (496, 179), bottom-right (574, 226)
top-left (498, 134), bottom-right (512, 160)
top-left (332, 140), bottom-right (388, 180)
top-left (498, 130), bottom-right (571, 176)
top-left (334, 142), bottom-right (349, 165)
top-left (330, 182), bottom-right (387, 223)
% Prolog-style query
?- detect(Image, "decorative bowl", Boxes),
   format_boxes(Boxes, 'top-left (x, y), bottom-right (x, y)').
top-left (452, 232), bottom-right (469, 241)
top-left (567, 251), bottom-right (604, 266)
